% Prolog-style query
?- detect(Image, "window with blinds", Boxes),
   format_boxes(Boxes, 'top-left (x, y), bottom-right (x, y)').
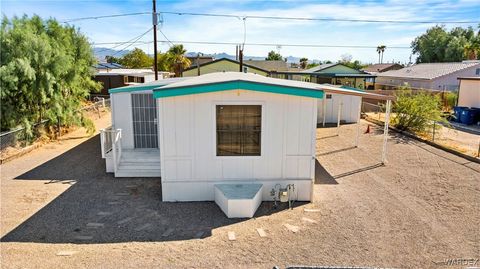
top-left (216, 105), bottom-right (261, 156)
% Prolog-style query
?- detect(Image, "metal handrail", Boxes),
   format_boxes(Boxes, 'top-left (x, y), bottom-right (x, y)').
top-left (100, 127), bottom-right (122, 173)
top-left (111, 129), bottom-right (122, 173)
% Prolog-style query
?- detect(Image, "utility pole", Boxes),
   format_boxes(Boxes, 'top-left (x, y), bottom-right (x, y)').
top-left (197, 52), bottom-right (201, 76)
top-left (239, 45), bottom-right (243, 72)
top-left (152, 0), bottom-right (158, 80)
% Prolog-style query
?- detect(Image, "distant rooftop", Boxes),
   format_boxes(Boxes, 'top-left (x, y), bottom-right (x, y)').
top-left (302, 63), bottom-right (338, 73)
top-left (95, 62), bottom-right (123, 69)
top-left (244, 60), bottom-right (289, 72)
top-left (378, 61), bottom-right (480, 80)
top-left (362, 63), bottom-right (403, 73)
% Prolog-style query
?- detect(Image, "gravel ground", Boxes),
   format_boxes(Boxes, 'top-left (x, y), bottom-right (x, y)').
top-left (1, 119), bottom-right (479, 269)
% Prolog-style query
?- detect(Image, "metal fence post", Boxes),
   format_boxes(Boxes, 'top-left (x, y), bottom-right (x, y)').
top-left (477, 140), bottom-right (480, 158)
top-left (432, 121), bottom-right (436, 142)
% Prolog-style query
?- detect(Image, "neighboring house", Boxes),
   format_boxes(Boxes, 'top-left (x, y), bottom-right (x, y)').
top-left (93, 68), bottom-right (170, 95)
top-left (375, 61), bottom-right (480, 91)
top-left (102, 72), bottom-right (392, 218)
top-left (457, 77), bottom-right (480, 108)
top-left (182, 58), bottom-right (269, 77)
top-left (243, 60), bottom-right (290, 72)
top-left (270, 63), bottom-right (375, 123)
top-left (362, 63), bottom-right (404, 75)
top-left (186, 55), bottom-right (215, 68)
top-left (270, 63), bottom-right (376, 90)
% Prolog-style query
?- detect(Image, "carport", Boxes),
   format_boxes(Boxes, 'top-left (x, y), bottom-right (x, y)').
top-left (317, 84), bottom-right (395, 164)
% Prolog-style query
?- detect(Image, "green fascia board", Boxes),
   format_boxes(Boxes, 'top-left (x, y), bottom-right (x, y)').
top-left (153, 80), bottom-right (324, 99)
top-left (340, 85), bottom-right (365, 92)
top-left (109, 84), bottom-right (159, 94)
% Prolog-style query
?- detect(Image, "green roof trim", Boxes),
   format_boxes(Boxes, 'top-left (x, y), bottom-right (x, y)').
top-left (340, 85), bottom-right (365, 92)
top-left (109, 84), bottom-right (159, 94)
top-left (153, 80), bottom-right (324, 99)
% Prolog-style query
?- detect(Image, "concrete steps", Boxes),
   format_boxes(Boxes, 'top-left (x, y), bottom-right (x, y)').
top-left (114, 149), bottom-right (161, 178)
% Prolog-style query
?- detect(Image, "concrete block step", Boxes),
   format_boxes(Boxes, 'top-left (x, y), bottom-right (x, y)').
top-left (115, 169), bottom-right (161, 177)
top-left (120, 157), bottom-right (160, 163)
top-left (119, 162), bottom-right (160, 169)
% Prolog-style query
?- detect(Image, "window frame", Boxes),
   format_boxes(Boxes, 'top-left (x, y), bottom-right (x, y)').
top-left (212, 101), bottom-right (265, 159)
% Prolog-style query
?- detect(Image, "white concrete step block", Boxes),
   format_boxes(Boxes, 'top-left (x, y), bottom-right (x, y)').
top-left (214, 183), bottom-right (263, 218)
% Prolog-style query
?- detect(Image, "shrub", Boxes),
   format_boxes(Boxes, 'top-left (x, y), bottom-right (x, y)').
top-left (392, 86), bottom-right (447, 133)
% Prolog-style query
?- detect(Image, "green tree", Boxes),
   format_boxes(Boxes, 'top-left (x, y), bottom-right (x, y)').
top-left (338, 54), bottom-right (365, 70)
top-left (1, 15), bottom-right (100, 137)
top-left (391, 85), bottom-right (447, 133)
top-left (411, 25), bottom-right (479, 63)
top-left (118, 48), bottom-right (153, 68)
top-left (156, 52), bottom-right (170, 71)
top-left (306, 62), bottom-right (320, 69)
top-left (299, 57), bottom-right (308, 69)
top-left (266, 50), bottom-right (283, 61)
top-left (105, 55), bottom-right (121, 64)
top-left (165, 44), bottom-right (191, 77)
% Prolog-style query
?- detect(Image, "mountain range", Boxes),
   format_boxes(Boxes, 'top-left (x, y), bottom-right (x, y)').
top-left (93, 48), bottom-right (319, 64)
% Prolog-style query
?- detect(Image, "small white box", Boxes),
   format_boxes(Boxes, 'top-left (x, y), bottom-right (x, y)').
top-left (214, 183), bottom-right (263, 218)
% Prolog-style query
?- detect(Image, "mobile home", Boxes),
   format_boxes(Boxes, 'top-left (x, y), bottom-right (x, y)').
top-left (101, 72), bottom-right (393, 217)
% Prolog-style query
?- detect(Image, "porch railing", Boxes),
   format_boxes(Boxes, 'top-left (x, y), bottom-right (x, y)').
top-left (100, 127), bottom-right (122, 173)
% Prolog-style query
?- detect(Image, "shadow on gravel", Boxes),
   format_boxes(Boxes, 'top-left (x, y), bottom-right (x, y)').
top-left (1, 134), bottom-right (301, 244)
top-left (314, 160), bottom-right (337, 185)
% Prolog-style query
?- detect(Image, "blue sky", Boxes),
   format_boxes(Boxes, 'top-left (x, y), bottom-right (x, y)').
top-left (2, 0), bottom-right (480, 63)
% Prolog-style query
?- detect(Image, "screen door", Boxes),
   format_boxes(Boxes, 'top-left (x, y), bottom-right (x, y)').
top-left (131, 93), bottom-right (158, 148)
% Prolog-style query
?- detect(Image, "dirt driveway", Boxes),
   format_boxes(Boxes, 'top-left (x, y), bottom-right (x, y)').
top-left (1, 119), bottom-right (479, 269)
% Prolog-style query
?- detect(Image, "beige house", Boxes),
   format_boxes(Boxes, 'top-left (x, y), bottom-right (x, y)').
top-left (376, 61), bottom-right (480, 91)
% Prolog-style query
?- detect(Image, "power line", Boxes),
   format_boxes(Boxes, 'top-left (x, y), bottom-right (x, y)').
top-left (62, 12), bottom-right (150, 23)
top-left (159, 29), bottom-right (174, 46)
top-left (160, 11), bottom-right (479, 24)
top-left (91, 39), bottom-right (412, 49)
top-left (94, 28), bottom-right (154, 53)
top-left (61, 10), bottom-right (479, 25)
top-left (158, 40), bottom-right (411, 49)
top-left (108, 27), bottom-right (153, 56)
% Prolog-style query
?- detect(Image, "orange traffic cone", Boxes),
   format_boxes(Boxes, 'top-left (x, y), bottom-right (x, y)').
top-left (365, 124), bottom-right (371, 134)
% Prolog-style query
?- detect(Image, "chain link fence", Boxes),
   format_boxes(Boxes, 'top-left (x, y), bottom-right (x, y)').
top-left (0, 97), bottom-right (111, 151)
top-left (361, 101), bottom-right (480, 159)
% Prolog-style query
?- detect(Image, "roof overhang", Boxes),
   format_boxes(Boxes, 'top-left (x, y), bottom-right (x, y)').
top-left (153, 80), bottom-right (324, 99)
top-left (271, 71), bottom-right (376, 78)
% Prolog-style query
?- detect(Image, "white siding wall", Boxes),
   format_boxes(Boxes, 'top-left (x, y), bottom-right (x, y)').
top-left (317, 94), bottom-right (361, 124)
top-left (158, 89), bottom-right (317, 202)
top-left (111, 90), bottom-right (154, 149)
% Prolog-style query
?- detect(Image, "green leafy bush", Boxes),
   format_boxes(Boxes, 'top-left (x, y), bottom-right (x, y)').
top-left (392, 86), bottom-right (447, 133)
top-left (0, 15), bottom-right (101, 139)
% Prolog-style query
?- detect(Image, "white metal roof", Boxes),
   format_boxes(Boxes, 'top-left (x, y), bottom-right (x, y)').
top-left (156, 72), bottom-right (394, 100)
top-left (378, 61), bottom-right (480, 80)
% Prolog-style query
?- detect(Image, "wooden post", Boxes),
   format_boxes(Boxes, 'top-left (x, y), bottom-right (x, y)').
top-left (197, 53), bottom-right (200, 76)
top-left (239, 49), bottom-right (243, 72)
top-left (322, 96), bottom-right (326, 127)
top-left (337, 97), bottom-right (343, 136)
top-left (152, 0), bottom-right (158, 80)
top-left (355, 97), bottom-right (362, 147)
top-left (381, 100), bottom-right (392, 164)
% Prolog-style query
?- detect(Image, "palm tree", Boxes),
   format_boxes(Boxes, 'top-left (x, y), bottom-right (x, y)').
top-left (377, 46), bottom-right (382, 63)
top-left (299, 57), bottom-right (308, 69)
top-left (377, 45), bottom-right (386, 63)
top-left (464, 41), bottom-right (479, 60)
top-left (166, 44), bottom-right (191, 77)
